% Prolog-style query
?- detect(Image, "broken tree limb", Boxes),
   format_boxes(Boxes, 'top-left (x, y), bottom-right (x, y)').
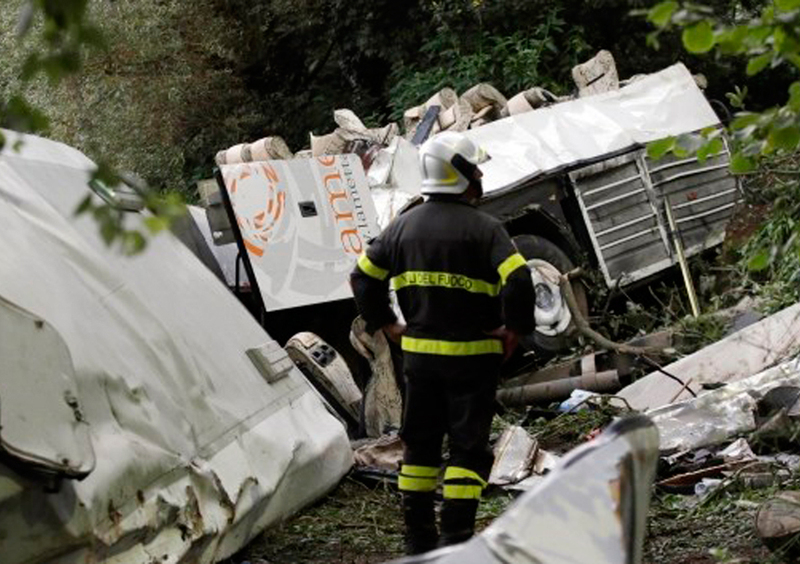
top-left (559, 268), bottom-right (667, 356)
top-left (558, 268), bottom-right (696, 397)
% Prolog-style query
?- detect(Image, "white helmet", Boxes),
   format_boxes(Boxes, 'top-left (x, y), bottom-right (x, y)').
top-left (419, 131), bottom-right (490, 195)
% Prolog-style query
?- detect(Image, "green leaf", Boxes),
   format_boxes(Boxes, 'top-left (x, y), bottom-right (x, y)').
top-left (731, 112), bottom-right (760, 130)
top-left (74, 194), bottom-right (93, 216)
top-left (746, 26), bottom-right (773, 45)
top-left (100, 219), bottom-right (117, 245)
top-left (682, 21), bottom-right (715, 54)
top-left (20, 54), bottom-right (41, 81)
top-left (747, 52), bottom-right (772, 76)
top-left (697, 137), bottom-right (724, 163)
top-left (788, 53), bottom-right (800, 71)
top-left (769, 125), bottom-right (800, 151)
top-left (647, 136), bottom-right (676, 159)
top-left (730, 153), bottom-right (756, 173)
top-left (648, 1), bottom-right (678, 27)
top-left (716, 26), bottom-right (748, 54)
top-left (76, 24), bottom-right (107, 49)
top-left (646, 30), bottom-right (661, 50)
top-left (144, 216), bottom-right (170, 234)
top-left (748, 249), bottom-right (770, 271)
top-left (7, 95), bottom-right (50, 132)
top-left (91, 161), bottom-right (121, 187)
top-left (789, 82), bottom-right (800, 112)
top-left (776, 0), bottom-right (800, 11)
top-left (122, 231), bottom-right (146, 255)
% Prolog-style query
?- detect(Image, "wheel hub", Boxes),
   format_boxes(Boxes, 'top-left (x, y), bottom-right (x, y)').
top-left (535, 283), bottom-right (556, 310)
top-left (528, 258), bottom-right (572, 337)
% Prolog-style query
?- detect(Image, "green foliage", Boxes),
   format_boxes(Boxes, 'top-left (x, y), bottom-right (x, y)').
top-left (683, 20), bottom-right (716, 53)
top-left (647, 1), bottom-right (800, 158)
top-left (738, 179), bottom-right (800, 311)
top-left (644, 1), bottom-right (800, 281)
top-left (388, 3), bottom-right (590, 119)
top-left (1, 0), bottom-right (187, 254)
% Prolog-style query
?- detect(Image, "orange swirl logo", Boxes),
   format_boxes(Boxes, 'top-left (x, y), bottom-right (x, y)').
top-left (229, 163), bottom-right (285, 257)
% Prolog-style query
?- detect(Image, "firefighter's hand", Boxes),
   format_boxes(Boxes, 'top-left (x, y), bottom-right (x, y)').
top-left (382, 321), bottom-right (406, 344)
top-left (486, 326), bottom-right (519, 361)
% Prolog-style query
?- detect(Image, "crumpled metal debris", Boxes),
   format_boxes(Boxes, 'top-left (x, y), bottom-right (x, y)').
top-left (619, 302), bottom-right (800, 410)
top-left (648, 355), bottom-right (800, 453)
top-left (488, 426), bottom-right (538, 486)
top-left (387, 415), bottom-right (659, 564)
top-left (719, 438), bottom-right (758, 464)
top-left (0, 131), bottom-right (354, 564)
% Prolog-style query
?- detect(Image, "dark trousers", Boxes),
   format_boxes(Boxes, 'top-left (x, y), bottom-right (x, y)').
top-left (400, 352), bottom-right (500, 474)
top-left (398, 353), bottom-right (501, 553)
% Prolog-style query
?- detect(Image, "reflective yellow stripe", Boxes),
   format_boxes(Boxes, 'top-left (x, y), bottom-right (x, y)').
top-left (391, 271), bottom-right (500, 296)
top-left (401, 465), bottom-right (440, 478)
top-left (357, 253), bottom-right (389, 281)
top-left (444, 466), bottom-right (488, 488)
top-left (441, 163), bottom-right (459, 185)
top-left (401, 337), bottom-right (502, 356)
top-left (399, 475), bottom-right (438, 492)
top-left (398, 464), bottom-right (439, 492)
top-left (442, 466), bottom-right (487, 499)
top-left (443, 484), bottom-right (483, 499)
top-left (498, 253), bottom-right (527, 285)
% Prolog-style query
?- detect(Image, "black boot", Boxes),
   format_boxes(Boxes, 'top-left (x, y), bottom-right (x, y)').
top-left (439, 498), bottom-right (478, 547)
top-left (402, 492), bottom-right (439, 555)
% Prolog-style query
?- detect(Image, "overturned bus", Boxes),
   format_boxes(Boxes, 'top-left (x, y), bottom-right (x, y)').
top-left (189, 63), bottom-right (738, 364)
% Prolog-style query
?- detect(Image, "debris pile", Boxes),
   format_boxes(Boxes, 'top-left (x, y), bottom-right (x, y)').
top-left (644, 355), bottom-right (800, 561)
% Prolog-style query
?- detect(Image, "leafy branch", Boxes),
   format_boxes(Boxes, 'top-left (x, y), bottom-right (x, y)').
top-left (643, 0), bottom-right (800, 283)
top-left (2, 0), bottom-right (185, 255)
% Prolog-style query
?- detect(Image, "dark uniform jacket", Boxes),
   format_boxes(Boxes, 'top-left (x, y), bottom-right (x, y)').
top-left (350, 196), bottom-right (535, 357)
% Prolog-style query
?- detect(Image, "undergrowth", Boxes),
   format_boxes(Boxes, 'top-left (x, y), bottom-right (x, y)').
top-left (737, 178), bottom-right (800, 314)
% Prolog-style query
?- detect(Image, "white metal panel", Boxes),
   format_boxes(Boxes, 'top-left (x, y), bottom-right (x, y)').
top-left (0, 131), bottom-right (353, 564)
top-left (219, 156), bottom-right (380, 311)
top-left (466, 63), bottom-right (721, 195)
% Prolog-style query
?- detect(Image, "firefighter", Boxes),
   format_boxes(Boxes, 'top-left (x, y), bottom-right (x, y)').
top-left (350, 131), bottom-right (535, 554)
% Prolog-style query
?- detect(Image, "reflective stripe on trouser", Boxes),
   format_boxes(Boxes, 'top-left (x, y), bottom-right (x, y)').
top-left (398, 464), bottom-right (439, 492)
top-left (443, 466), bottom-right (488, 500)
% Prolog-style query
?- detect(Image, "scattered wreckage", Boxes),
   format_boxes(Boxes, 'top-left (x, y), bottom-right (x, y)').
top-left (415, 312), bottom-right (800, 564)
top-left (388, 415), bottom-right (659, 564)
top-left (0, 131), bottom-right (353, 564)
top-left (0, 50), bottom-right (768, 564)
top-left (172, 53), bottom-right (746, 450)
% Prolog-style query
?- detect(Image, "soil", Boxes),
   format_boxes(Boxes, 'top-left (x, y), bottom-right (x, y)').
top-left (643, 491), bottom-right (776, 564)
top-left (226, 404), bottom-right (792, 564)
top-left (226, 458), bottom-right (791, 564)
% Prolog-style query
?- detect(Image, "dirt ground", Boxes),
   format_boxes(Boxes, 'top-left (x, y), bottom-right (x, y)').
top-left (643, 489), bottom-right (777, 564)
top-left (226, 478), bottom-right (512, 564)
top-left (227, 460), bottom-right (794, 564)
top-left (228, 403), bottom-right (796, 564)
